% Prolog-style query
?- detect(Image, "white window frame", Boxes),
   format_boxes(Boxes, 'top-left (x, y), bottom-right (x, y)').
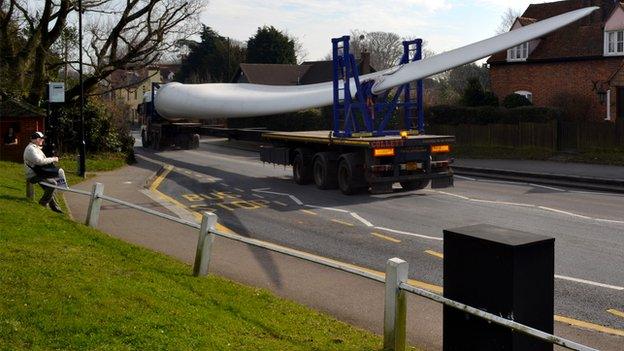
top-left (514, 90), bottom-right (533, 103)
top-left (507, 42), bottom-right (530, 61)
top-left (604, 30), bottom-right (624, 56)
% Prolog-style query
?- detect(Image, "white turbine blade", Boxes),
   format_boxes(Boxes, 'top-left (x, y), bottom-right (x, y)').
top-left (155, 6), bottom-right (598, 120)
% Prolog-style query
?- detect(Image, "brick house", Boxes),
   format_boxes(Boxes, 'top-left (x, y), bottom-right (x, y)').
top-left (488, 0), bottom-right (624, 121)
top-left (0, 93), bottom-right (45, 162)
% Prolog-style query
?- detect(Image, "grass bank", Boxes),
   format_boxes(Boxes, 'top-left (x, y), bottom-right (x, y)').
top-left (0, 160), bottom-right (392, 350)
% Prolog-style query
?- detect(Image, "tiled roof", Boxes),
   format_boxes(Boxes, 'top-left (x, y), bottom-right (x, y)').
top-left (488, 0), bottom-right (618, 64)
top-left (0, 93), bottom-right (45, 118)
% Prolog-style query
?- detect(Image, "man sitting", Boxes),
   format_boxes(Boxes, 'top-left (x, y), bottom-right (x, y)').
top-left (23, 131), bottom-right (67, 213)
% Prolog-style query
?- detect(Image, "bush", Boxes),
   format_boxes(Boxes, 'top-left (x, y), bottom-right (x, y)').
top-left (460, 78), bottom-right (499, 107)
top-left (502, 93), bottom-right (532, 108)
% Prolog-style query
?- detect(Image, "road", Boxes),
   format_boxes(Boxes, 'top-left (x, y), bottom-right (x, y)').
top-left (138, 137), bottom-right (624, 334)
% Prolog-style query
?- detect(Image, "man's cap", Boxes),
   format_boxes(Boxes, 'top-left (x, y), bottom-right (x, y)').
top-left (31, 131), bottom-right (45, 139)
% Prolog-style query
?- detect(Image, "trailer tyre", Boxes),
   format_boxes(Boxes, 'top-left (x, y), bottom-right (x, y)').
top-left (400, 180), bottom-right (430, 191)
top-left (337, 153), bottom-right (364, 195)
top-left (313, 152), bottom-right (338, 189)
top-left (293, 149), bottom-right (313, 185)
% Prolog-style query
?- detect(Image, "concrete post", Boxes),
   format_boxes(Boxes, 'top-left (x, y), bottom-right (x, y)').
top-left (26, 181), bottom-right (35, 200)
top-left (193, 212), bottom-right (217, 277)
top-left (85, 182), bottom-right (104, 227)
top-left (383, 257), bottom-right (409, 351)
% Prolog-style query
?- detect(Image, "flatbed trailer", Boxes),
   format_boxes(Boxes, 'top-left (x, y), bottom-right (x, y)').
top-left (260, 130), bottom-right (454, 194)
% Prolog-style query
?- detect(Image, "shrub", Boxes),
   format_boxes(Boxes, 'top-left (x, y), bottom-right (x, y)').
top-left (427, 105), bottom-right (559, 125)
top-left (502, 93), bottom-right (532, 108)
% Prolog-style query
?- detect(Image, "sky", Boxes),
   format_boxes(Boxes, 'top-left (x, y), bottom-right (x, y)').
top-left (200, 0), bottom-right (542, 61)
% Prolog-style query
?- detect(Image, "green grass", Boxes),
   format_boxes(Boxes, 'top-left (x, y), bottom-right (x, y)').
top-left (58, 152), bottom-right (130, 184)
top-left (0, 160), bottom-right (393, 350)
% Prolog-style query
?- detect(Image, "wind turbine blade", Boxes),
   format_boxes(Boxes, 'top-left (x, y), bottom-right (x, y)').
top-left (155, 6), bottom-right (598, 120)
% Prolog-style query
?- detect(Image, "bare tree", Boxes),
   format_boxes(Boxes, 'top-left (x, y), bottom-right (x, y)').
top-left (496, 8), bottom-right (521, 34)
top-left (0, 0), bottom-right (206, 104)
top-left (347, 30), bottom-right (433, 70)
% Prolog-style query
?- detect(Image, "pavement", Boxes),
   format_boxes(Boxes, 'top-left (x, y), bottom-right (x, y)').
top-left (62, 151), bottom-right (624, 350)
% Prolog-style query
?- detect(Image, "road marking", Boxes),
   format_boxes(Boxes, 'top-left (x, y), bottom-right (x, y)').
top-left (538, 206), bottom-right (592, 219)
top-left (529, 183), bottom-right (565, 191)
top-left (372, 232), bottom-right (401, 243)
top-left (331, 219), bottom-right (354, 227)
top-left (150, 164), bottom-right (173, 190)
top-left (555, 275), bottom-right (624, 291)
top-left (234, 188), bottom-right (244, 192)
top-left (300, 209), bottom-right (317, 216)
top-left (273, 201), bottom-right (288, 207)
top-left (351, 212), bottom-right (373, 227)
top-left (454, 175), bottom-right (476, 181)
top-left (375, 227), bottom-right (443, 241)
top-left (607, 309), bottom-right (624, 319)
top-left (435, 191), bottom-right (470, 200)
top-left (252, 193), bottom-right (265, 199)
top-left (305, 204), bottom-right (350, 213)
top-left (252, 188), bottom-right (303, 205)
top-left (469, 198), bottom-right (534, 207)
top-left (425, 250), bottom-right (444, 259)
top-left (554, 315), bottom-right (624, 337)
top-left (595, 218), bottom-right (624, 225)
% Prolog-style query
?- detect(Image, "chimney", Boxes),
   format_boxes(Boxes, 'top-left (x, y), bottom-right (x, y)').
top-left (360, 50), bottom-right (371, 74)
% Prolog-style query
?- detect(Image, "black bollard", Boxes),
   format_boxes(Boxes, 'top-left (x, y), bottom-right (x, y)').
top-left (443, 224), bottom-right (554, 351)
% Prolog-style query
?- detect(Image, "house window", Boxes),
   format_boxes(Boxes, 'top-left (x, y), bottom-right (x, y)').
top-left (514, 90), bottom-right (533, 102)
top-left (507, 42), bottom-right (529, 61)
top-left (605, 30), bottom-right (624, 55)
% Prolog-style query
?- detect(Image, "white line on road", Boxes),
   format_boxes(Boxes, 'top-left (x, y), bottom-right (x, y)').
top-left (305, 204), bottom-right (350, 213)
top-left (435, 191), bottom-right (470, 200)
top-left (375, 226), bottom-right (443, 241)
top-left (252, 188), bottom-right (303, 205)
top-left (529, 183), bottom-right (566, 191)
top-left (555, 275), bottom-right (624, 291)
top-left (594, 218), bottom-right (624, 225)
top-left (454, 175), bottom-right (476, 181)
top-left (252, 194), bottom-right (265, 199)
top-left (351, 212), bottom-right (373, 227)
top-left (538, 206), bottom-right (592, 219)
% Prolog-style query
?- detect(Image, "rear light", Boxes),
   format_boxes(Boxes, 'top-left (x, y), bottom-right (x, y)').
top-left (373, 148), bottom-right (395, 157)
top-left (431, 144), bottom-right (450, 154)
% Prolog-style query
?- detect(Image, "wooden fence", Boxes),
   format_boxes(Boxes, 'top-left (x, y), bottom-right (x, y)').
top-left (427, 119), bottom-right (624, 151)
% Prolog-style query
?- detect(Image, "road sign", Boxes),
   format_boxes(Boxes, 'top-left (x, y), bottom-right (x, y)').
top-left (48, 82), bottom-right (65, 103)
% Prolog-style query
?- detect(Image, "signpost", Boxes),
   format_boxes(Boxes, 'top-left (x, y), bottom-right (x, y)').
top-left (45, 82), bottom-right (65, 156)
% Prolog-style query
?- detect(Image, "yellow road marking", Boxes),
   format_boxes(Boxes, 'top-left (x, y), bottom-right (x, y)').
top-left (331, 219), bottom-right (354, 226)
top-left (372, 232), bottom-right (401, 243)
top-left (425, 250), bottom-right (444, 259)
top-left (300, 209), bottom-right (317, 216)
top-left (554, 315), bottom-right (624, 337)
top-left (607, 309), bottom-right (624, 319)
top-left (149, 163), bottom-right (624, 337)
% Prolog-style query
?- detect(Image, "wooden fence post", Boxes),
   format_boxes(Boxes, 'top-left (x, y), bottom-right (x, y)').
top-left (383, 257), bottom-right (408, 351)
top-left (193, 212), bottom-right (217, 277)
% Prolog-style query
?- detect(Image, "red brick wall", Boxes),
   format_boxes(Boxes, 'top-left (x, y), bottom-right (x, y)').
top-left (489, 58), bottom-right (622, 121)
top-left (0, 116), bottom-right (45, 162)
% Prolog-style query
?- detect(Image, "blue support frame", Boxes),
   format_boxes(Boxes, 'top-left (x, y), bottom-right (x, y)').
top-left (331, 36), bottom-right (425, 137)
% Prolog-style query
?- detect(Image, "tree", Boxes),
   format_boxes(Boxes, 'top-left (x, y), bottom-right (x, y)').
top-left (496, 8), bottom-right (521, 34)
top-left (246, 26), bottom-right (296, 64)
top-left (177, 26), bottom-right (246, 83)
top-left (0, 0), bottom-right (205, 104)
top-left (460, 78), bottom-right (498, 107)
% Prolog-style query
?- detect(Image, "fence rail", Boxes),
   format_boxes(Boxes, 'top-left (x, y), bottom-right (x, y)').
top-left (27, 181), bottom-right (599, 351)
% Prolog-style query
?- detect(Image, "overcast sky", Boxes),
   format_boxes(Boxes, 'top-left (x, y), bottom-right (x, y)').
top-left (200, 0), bottom-right (542, 61)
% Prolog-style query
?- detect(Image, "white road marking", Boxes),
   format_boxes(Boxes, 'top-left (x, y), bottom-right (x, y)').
top-left (234, 188), bottom-right (245, 192)
top-left (594, 218), bottom-right (624, 225)
top-left (529, 183), bottom-right (565, 191)
top-left (252, 194), bottom-right (265, 199)
top-left (537, 206), bottom-right (592, 219)
top-left (469, 198), bottom-right (534, 207)
top-left (454, 175), bottom-right (476, 181)
top-left (351, 212), bottom-right (373, 227)
top-left (305, 204), bottom-right (350, 213)
top-left (252, 188), bottom-right (303, 205)
top-left (435, 191), bottom-right (469, 200)
top-left (555, 275), bottom-right (624, 291)
top-left (273, 201), bottom-right (288, 207)
top-left (375, 226), bottom-right (442, 241)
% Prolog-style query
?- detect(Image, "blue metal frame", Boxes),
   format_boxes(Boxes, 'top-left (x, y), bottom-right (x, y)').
top-left (331, 36), bottom-right (424, 137)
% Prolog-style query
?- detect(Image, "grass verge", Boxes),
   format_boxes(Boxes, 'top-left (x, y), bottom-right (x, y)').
top-left (0, 160), bottom-right (394, 350)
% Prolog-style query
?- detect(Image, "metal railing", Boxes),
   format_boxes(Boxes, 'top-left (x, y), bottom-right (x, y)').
top-left (27, 181), bottom-right (599, 351)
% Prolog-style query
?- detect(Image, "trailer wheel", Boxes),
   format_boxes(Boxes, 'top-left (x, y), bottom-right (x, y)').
top-left (313, 152), bottom-right (338, 189)
top-left (400, 180), bottom-right (430, 191)
top-left (293, 149), bottom-right (312, 185)
top-left (337, 153), bottom-right (364, 195)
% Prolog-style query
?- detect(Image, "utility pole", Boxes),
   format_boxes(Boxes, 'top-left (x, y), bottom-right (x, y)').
top-left (78, 0), bottom-right (86, 177)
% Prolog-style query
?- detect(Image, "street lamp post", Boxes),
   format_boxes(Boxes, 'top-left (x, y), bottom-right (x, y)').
top-left (78, 0), bottom-right (86, 177)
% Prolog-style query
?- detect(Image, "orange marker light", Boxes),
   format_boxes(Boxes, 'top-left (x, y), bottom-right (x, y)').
top-left (431, 144), bottom-right (450, 153)
top-left (373, 148), bottom-right (395, 157)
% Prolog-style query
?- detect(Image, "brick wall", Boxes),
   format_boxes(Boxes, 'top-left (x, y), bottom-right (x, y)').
top-left (489, 58), bottom-right (622, 121)
top-left (0, 116), bottom-right (45, 162)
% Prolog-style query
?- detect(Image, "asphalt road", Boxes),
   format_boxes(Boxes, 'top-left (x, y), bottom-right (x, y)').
top-left (139, 137), bottom-right (624, 332)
